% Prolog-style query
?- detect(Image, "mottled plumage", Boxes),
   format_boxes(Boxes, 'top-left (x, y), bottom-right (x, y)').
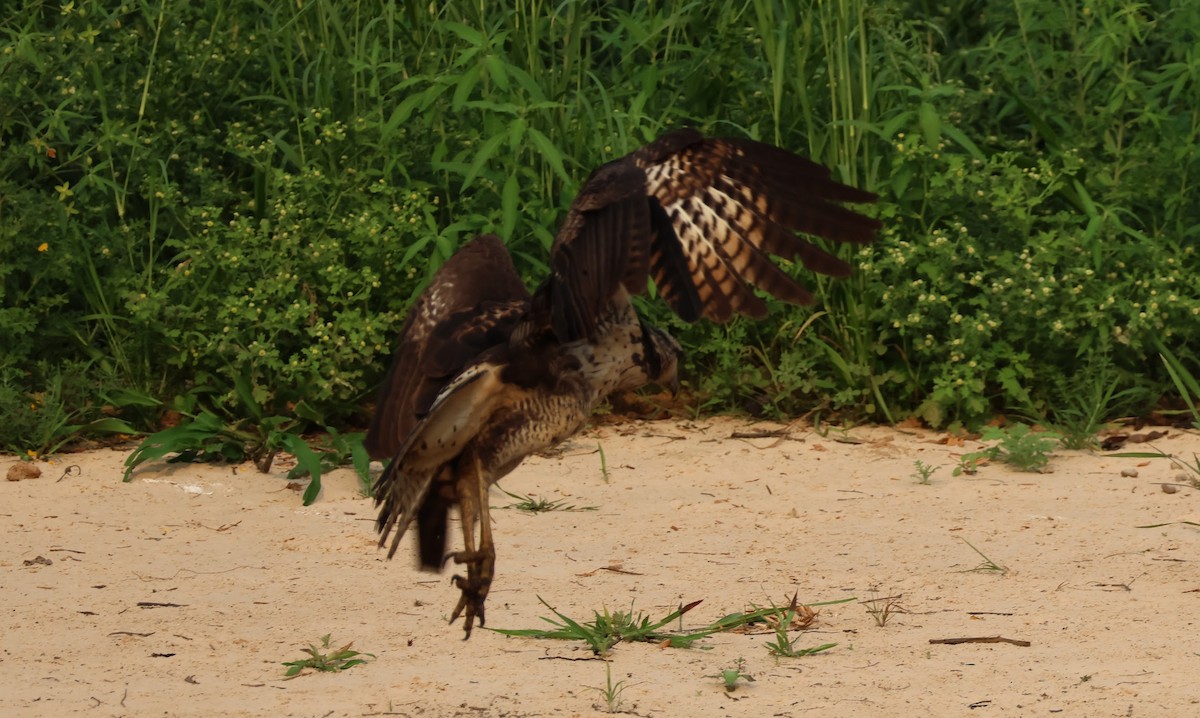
top-left (367, 128), bottom-right (881, 636)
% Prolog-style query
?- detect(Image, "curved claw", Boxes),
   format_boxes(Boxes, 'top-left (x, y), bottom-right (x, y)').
top-left (449, 574), bottom-right (488, 638)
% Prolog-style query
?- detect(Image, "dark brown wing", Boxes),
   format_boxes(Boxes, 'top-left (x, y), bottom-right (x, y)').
top-left (538, 128), bottom-right (881, 339)
top-left (364, 235), bottom-right (530, 460)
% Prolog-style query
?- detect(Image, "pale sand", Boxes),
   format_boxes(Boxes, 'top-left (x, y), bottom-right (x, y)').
top-left (3, 417), bottom-right (1198, 717)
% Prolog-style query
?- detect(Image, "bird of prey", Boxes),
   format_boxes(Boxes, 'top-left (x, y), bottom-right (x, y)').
top-left (365, 128), bottom-right (880, 637)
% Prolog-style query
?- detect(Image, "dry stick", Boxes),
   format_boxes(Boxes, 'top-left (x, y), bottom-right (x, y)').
top-left (929, 636), bottom-right (1031, 647)
top-left (644, 433), bottom-right (686, 441)
top-left (730, 428), bottom-right (791, 440)
top-left (599, 566), bottom-right (643, 575)
top-left (730, 411), bottom-right (817, 446)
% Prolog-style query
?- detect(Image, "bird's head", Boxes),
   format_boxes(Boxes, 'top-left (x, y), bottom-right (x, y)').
top-left (640, 322), bottom-right (683, 395)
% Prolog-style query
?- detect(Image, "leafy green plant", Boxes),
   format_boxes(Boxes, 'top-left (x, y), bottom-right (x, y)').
top-left (952, 453), bottom-right (981, 476)
top-left (761, 595), bottom-right (838, 658)
top-left (0, 371), bottom-right (76, 457)
top-left (122, 411), bottom-right (254, 473)
top-left (912, 459), bottom-right (939, 484)
top-left (1040, 349), bottom-right (1152, 450)
top-left (0, 365), bottom-right (138, 457)
top-left (123, 407), bottom-right (367, 506)
top-left (713, 657), bottom-right (754, 692)
top-left (953, 424), bottom-right (1059, 475)
top-left (282, 634), bottom-right (374, 678)
top-left (309, 428), bottom-right (374, 498)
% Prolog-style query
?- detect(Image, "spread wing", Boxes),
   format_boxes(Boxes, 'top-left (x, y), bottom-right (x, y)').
top-left (364, 235), bottom-right (530, 460)
top-left (539, 128), bottom-right (881, 341)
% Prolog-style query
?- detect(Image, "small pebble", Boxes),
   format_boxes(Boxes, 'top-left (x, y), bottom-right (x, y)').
top-left (1174, 472), bottom-right (1190, 483)
top-left (1120, 468), bottom-right (1138, 478)
top-left (1161, 483), bottom-right (1179, 494)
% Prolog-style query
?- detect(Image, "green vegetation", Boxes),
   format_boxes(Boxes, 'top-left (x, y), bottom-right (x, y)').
top-left (714, 658), bottom-right (754, 692)
top-left (281, 634), bottom-right (374, 678)
top-left (492, 597), bottom-right (711, 654)
top-left (862, 593), bottom-right (905, 627)
top-left (1158, 343), bottom-right (1200, 429)
top-left (498, 487), bottom-right (597, 513)
top-left (492, 595), bottom-right (851, 655)
top-left (955, 423), bottom-right (1061, 475)
top-left (1047, 351), bottom-right (1150, 450)
top-left (3, 1), bottom-right (1198, 457)
top-left (121, 405), bottom-right (371, 504)
top-left (591, 662), bottom-right (630, 714)
top-left (912, 459), bottom-right (938, 484)
top-left (958, 538), bottom-right (1009, 575)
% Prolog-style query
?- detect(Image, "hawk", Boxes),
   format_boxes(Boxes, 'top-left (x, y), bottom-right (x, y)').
top-left (365, 128), bottom-right (880, 637)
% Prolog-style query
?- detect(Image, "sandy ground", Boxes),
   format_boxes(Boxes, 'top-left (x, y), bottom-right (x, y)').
top-left (3, 417), bottom-right (1199, 717)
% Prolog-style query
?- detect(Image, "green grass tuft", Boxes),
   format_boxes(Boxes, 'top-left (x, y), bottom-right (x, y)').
top-left (282, 634), bottom-right (374, 678)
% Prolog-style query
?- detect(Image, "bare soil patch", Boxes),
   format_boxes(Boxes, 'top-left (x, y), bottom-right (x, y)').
top-left (3, 418), bottom-right (1198, 717)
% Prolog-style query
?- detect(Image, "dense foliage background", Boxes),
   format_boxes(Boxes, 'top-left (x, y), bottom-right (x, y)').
top-left (3, 0), bottom-right (1198, 454)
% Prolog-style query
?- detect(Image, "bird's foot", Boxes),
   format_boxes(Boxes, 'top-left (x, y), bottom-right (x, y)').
top-left (448, 573), bottom-right (490, 638)
top-left (446, 548), bottom-right (495, 639)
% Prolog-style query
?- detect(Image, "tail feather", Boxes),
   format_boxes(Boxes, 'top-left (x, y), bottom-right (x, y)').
top-left (374, 459), bottom-right (436, 560)
top-left (416, 490), bottom-right (450, 569)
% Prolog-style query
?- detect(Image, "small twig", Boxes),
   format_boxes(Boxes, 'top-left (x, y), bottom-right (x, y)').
top-left (575, 565), bottom-right (645, 577)
top-left (133, 565), bottom-right (265, 581)
top-left (731, 416), bottom-right (812, 447)
top-left (929, 636), bottom-right (1031, 647)
top-left (600, 565), bottom-right (643, 575)
top-left (193, 521), bottom-right (242, 532)
top-left (730, 428), bottom-right (790, 440)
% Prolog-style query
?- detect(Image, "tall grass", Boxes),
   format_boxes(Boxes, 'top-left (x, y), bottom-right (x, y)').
top-left (1, 0), bottom-right (1197, 451)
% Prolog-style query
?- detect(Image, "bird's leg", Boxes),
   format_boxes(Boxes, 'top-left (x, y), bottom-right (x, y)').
top-left (447, 467), bottom-right (478, 632)
top-left (447, 455), bottom-right (494, 638)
